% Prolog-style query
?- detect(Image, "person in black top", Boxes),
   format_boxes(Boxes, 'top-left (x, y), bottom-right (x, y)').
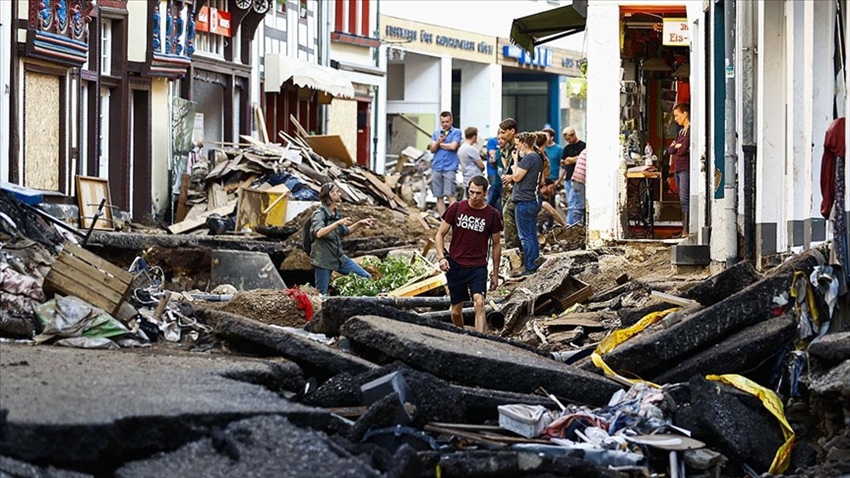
top-left (558, 127), bottom-right (587, 226)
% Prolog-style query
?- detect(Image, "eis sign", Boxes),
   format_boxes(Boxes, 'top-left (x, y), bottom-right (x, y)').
top-left (662, 18), bottom-right (689, 47)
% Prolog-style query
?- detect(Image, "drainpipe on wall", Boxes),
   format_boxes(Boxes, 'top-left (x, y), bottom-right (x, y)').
top-left (723, 0), bottom-right (739, 266)
top-left (372, 2), bottom-right (381, 172)
top-left (740, 0), bottom-right (756, 264)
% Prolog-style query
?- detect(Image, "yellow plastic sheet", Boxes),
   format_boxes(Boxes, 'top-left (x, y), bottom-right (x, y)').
top-left (595, 308), bottom-right (678, 355)
top-left (591, 352), bottom-right (661, 389)
top-left (706, 374), bottom-right (795, 475)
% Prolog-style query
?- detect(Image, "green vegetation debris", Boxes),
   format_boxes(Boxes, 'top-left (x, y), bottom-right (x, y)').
top-left (332, 255), bottom-right (430, 296)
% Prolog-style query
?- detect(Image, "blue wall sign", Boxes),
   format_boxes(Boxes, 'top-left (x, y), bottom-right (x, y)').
top-left (502, 45), bottom-right (553, 67)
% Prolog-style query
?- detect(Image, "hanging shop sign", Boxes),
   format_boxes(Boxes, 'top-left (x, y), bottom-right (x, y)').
top-left (662, 18), bottom-right (689, 46)
top-left (196, 6), bottom-right (232, 37)
top-left (380, 15), bottom-right (496, 63)
top-left (502, 45), bottom-right (553, 67)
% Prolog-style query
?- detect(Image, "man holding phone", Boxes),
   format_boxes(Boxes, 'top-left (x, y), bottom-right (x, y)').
top-left (428, 111), bottom-right (462, 216)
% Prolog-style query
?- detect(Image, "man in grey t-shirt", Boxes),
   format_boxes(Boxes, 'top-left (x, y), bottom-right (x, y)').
top-left (458, 126), bottom-right (485, 193)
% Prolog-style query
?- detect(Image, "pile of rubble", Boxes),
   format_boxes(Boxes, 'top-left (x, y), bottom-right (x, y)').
top-left (2, 186), bottom-right (849, 477)
top-left (165, 132), bottom-right (428, 237)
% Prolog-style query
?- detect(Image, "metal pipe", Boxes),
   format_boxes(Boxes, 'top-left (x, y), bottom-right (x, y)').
top-left (724, 0), bottom-right (739, 266)
top-left (741, 0), bottom-right (756, 265)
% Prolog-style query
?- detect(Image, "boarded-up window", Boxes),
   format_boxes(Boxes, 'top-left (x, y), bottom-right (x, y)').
top-left (25, 72), bottom-right (61, 191)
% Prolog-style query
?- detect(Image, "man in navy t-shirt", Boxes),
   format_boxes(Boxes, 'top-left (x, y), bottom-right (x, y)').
top-left (435, 175), bottom-right (503, 333)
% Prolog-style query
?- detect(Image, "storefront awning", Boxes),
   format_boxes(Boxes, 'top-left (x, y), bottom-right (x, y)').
top-left (264, 53), bottom-right (355, 99)
top-left (510, 1), bottom-right (587, 54)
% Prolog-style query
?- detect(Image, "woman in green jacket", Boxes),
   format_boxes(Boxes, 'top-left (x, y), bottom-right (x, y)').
top-left (310, 182), bottom-right (374, 295)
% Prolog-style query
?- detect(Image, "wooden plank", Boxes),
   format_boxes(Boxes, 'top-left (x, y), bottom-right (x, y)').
top-left (63, 243), bottom-right (132, 279)
top-left (542, 316), bottom-right (605, 329)
top-left (650, 290), bottom-right (694, 307)
top-left (289, 114), bottom-right (311, 138)
top-left (175, 173), bottom-right (190, 222)
top-left (207, 182), bottom-right (228, 209)
top-left (45, 268), bottom-right (123, 313)
top-left (387, 273), bottom-right (446, 297)
top-left (168, 201), bottom-right (236, 234)
top-left (47, 261), bottom-right (125, 304)
top-left (53, 255), bottom-right (128, 298)
top-left (254, 105), bottom-right (269, 144)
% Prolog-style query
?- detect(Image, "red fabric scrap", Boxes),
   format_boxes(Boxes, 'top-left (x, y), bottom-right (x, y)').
top-left (821, 118), bottom-right (845, 219)
top-left (280, 288), bottom-right (315, 322)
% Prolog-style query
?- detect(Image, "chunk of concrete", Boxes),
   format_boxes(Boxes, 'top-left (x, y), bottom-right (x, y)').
top-left (210, 250), bottom-right (286, 291)
top-left (580, 273), bottom-right (796, 378)
top-left (0, 344), bottom-right (328, 467)
top-left (115, 415), bottom-right (381, 478)
top-left (653, 314), bottom-right (797, 384)
top-left (197, 308), bottom-right (376, 379)
top-left (674, 376), bottom-right (785, 474)
top-left (684, 261), bottom-right (762, 306)
top-left (316, 296), bottom-right (548, 357)
top-left (808, 332), bottom-right (850, 364)
top-left (341, 315), bottom-right (621, 407)
top-left (671, 244), bottom-right (710, 266)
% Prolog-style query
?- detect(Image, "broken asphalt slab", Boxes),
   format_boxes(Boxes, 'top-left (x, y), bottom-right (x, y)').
top-left (808, 331), bottom-right (850, 365)
top-left (0, 344), bottom-right (333, 469)
top-left (315, 297), bottom-right (548, 357)
top-left (114, 415), bottom-right (380, 478)
top-left (653, 314), bottom-right (797, 384)
top-left (580, 251), bottom-right (825, 379)
top-left (674, 376), bottom-right (786, 474)
top-left (340, 315), bottom-right (622, 407)
top-left (196, 307), bottom-right (377, 378)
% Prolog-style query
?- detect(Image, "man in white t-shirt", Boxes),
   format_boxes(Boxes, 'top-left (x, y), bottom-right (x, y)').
top-left (458, 126), bottom-right (485, 196)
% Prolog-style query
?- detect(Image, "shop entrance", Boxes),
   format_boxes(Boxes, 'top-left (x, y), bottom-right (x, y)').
top-left (618, 6), bottom-right (690, 239)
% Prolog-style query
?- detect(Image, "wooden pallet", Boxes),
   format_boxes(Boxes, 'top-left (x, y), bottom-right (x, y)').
top-left (44, 242), bottom-right (133, 316)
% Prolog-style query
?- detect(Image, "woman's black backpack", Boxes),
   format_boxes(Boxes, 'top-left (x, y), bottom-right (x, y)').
top-left (301, 208), bottom-right (330, 254)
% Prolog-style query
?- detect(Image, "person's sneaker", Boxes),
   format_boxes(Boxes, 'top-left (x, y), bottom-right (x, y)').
top-left (533, 257), bottom-right (547, 269)
top-left (521, 268), bottom-right (537, 276)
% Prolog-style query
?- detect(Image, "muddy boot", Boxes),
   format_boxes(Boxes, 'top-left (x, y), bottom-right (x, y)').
top-left (681, 212), bottom-right (689, 237)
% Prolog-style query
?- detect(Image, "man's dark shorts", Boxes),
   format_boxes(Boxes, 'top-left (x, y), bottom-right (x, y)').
top-left (446, 256), bottom-right (487, 305)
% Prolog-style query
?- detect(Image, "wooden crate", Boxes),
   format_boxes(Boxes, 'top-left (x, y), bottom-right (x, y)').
top-left (44, 242), bottom-right (133, 316)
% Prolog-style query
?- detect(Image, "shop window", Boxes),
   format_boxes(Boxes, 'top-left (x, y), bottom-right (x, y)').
top-left (101, 19), bottom-right (111, 76)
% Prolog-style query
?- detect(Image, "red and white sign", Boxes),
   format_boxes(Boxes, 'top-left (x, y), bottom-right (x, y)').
top-left (196, 6), bottom-right (232, 37)
top-left (662, 18), bottom-right (689, 47)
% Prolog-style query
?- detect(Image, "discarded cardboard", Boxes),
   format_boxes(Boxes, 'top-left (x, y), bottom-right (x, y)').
top-left (305, 135), bottom-right (354, 167)
top-left (44, 242), bottom-right (133, 316)
top-left (168, 201), bottom-right (236, 234)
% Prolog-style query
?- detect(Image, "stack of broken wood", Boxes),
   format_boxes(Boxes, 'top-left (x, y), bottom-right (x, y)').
top-left (169, 113), bottom-right (427, 235)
